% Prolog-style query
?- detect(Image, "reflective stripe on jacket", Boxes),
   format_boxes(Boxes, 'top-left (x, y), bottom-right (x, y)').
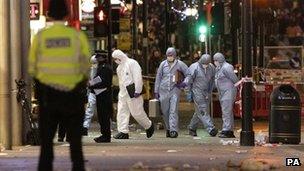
top-left (29, 23), bottom-right (90, 91)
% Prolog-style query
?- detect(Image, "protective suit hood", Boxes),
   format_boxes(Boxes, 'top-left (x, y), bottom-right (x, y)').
top-left (90, 55), bottom-right (97, 64)
top-left (213, 52), bottom-right (226, 63)
top-left (166, 47), bottom-right (177, 58)
top-left (198, 54), bottom-right (211, 65)
top-left (112, 49), bottom-right (129, 64)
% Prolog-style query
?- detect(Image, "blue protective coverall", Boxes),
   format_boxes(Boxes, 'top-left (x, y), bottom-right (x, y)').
top-left (185, 62), bottom-right (216, 134)
top-left (154, 59), bottom-right (188, 132)
top-left (214, 55), bottom-right (239, 131)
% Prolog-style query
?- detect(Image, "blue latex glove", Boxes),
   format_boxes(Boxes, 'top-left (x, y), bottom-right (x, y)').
top-left (186, 92), bottom-right (193, 102)
top-left (134, 93), bottom-right (140, 98)
top-left (154, 93), bottom-right (159, 99)
top-left (206, 93), bottom-right (211, 100)
top-left (176, 82), bottom-right (187, 89)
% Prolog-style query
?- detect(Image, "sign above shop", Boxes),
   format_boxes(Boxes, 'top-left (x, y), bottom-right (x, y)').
top-left (30, 3), bottom-right (40, 20)
top-left (79, 0), bottom-right (96, 21)
top-left (81, 0), bottom-right (96, 13)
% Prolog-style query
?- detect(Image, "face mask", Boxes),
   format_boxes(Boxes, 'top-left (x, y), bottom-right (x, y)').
top-left (202, 64), bottom-right (208, 69)
top-left (167, 56), bottom-right (175, 63)
top-left (214, 61), bottom-right (220, 67)
top-left (114, 59), bottom-right (121, 65)
top-left (90, 57), bottom-right (97, 64)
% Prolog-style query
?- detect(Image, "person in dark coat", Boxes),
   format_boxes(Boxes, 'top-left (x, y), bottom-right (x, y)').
top-left (88, 51), bottom-right (113, 143)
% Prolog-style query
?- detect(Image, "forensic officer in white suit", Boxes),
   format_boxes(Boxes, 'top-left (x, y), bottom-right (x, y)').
top-left (112, 49), bottom-right (154, 139)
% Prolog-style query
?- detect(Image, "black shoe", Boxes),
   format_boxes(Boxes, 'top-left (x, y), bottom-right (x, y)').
top-left (166, 130), bottom-right (170, 138)
top-left (170, 131), bottom-right (178, 138)
top-left (218, 131), bottom-right (235, 138)
top-left (209, 128), bottom-right (218, 137)
top-left (82, 127), bottom-right (88, 136)
top-left (146, 122), bottom-right (154, 138)
top-left (58, 138), bottom-right (64, 142)
top-left (94, 135), bottom-right (111, 143)
top-left (189, 129), bottom-right (197, 137)
top-left (114, 132), bottom-right (129, 139)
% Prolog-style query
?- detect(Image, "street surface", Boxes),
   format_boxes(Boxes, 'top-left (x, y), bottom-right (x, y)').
top-left (1, 117), bottom-right (304, 171)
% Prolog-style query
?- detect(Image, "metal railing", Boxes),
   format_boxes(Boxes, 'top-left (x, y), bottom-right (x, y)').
top-left (15, 79), bottom-right (40, 145)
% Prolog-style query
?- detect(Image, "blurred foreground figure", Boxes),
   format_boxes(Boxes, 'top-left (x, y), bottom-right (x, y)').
top-left (112, 49), bottom-right (154, 139)
top-left (28, 0), bottom-right (90, 170)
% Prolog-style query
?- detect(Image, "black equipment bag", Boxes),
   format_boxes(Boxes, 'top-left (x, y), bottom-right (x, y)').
top-left (126, 83), bottom-right (146, 98)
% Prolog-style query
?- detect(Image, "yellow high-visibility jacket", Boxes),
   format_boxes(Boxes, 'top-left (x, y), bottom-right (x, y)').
top-left (29, 22), bottom-right (91, 91)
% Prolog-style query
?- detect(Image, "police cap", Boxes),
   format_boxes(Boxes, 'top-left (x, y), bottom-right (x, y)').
top-left (48, 0), bottom-right (68, 20)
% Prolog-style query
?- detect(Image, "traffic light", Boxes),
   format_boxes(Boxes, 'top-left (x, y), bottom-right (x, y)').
top-left (210, 2), bottom-right (224, 35)
top-left (112, 7), bottom-right (120, 34)
top-left (94, 6), bottom-right (108, 37)
top-left (198, 24), bottom-right (207, 42)
top-left (197, 2), bottom-right (208, 42)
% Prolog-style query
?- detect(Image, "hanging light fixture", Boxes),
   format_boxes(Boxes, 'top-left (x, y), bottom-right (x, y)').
top-left (171, 0), bottom-right (199, 21)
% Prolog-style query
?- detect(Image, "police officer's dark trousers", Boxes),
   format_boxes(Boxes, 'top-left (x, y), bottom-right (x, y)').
top-left (96, 89), bottom-right (113, 140)
top-left (36, 82), bottom-right (85, 171)
top-left (58, 120), bottom-right (68, 141)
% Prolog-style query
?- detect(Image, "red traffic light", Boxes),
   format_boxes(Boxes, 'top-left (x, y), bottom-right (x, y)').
top-left (98, 10), bottom-right (106, 21)
top-left (94, 6), bottom-right (108, 37)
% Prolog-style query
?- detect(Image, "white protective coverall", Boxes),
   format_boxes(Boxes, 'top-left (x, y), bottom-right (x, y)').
top-left (112, 49), bottom-right (152, 133)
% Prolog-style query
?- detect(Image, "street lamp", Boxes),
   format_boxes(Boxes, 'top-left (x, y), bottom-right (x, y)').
top-left (240, 0), bottom-right (255, 146)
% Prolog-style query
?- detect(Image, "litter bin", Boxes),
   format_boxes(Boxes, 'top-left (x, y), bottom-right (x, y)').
top-left (269, 85), bottom-right (301, 144)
